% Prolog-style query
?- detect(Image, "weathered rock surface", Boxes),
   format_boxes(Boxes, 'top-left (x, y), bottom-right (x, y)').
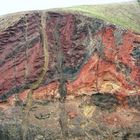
top-left (0, 11), bottom-right (140, 100)
top-left (0, 10), bottom-right (140, 140)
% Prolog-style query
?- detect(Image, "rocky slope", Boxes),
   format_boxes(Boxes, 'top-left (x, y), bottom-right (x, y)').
top-left (0, 10), bottom-right (140, 103)
top-left (0, 3), bottom-right (140, 140)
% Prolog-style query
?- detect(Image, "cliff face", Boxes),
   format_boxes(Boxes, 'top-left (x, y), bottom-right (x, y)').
top-left (0, 11), bottom-right (140, 139)
top-left (0, 11), bottom-right (140, 101)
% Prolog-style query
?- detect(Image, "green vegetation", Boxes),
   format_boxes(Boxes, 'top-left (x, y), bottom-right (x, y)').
top-left (63, 2), bottom-right (140, 33)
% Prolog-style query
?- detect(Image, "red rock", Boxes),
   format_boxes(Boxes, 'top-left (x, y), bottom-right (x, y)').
top-left (68, 111), bottom-right (77, 119)
top-left (0, 11), bottom-right (139, 106)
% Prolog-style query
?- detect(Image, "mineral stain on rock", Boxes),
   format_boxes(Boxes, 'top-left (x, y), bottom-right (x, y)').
top-left (0, 3), bottom-right (140, 140)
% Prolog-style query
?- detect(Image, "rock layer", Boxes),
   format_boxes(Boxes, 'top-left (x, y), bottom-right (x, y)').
top-left (0, 11), bottom-right (140, 102)
top-left (0, 11), bottom-right (140, 140)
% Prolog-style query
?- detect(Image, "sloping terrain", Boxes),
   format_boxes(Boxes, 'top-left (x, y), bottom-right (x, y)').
top-left (66, 1), bottom-right (140, 33)
top-left (0, 1), bottom-right (140, 140)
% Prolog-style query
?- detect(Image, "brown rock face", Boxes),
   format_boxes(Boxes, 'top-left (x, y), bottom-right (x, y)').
top-left (0, 11), bottom-right (140, 140)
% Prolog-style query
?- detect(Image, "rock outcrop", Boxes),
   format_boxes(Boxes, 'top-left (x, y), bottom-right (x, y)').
top-left (0, 11), bottom-right (140, 101)
top-left (0, 10), bottom-right (140, 140)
